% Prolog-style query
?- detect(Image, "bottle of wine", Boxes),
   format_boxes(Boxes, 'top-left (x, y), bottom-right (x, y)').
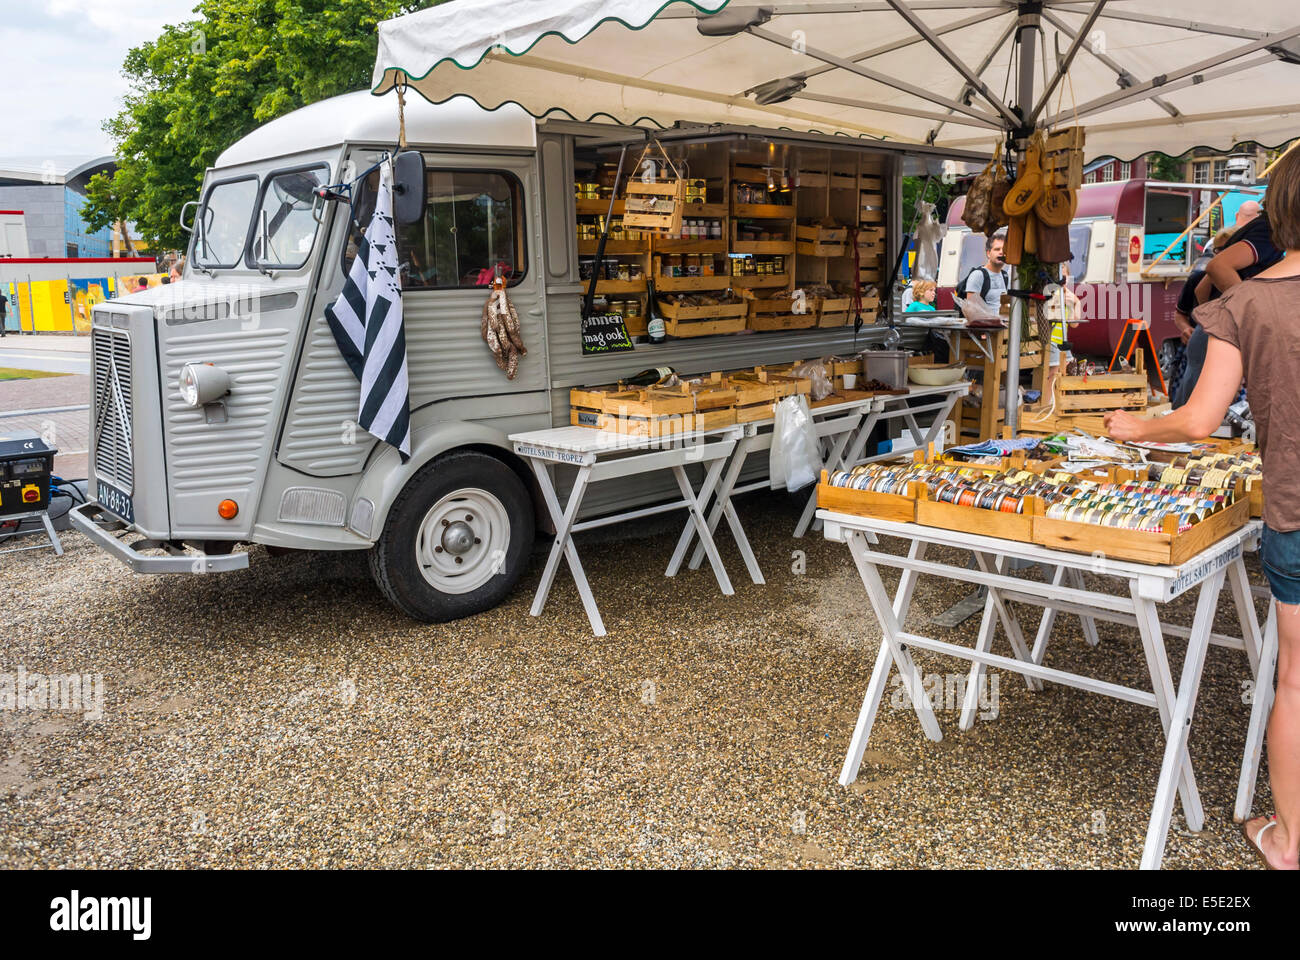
top-left (645, 277), bottom-right (667, 344)
top-left (624, 366), bottom-right (675, 387)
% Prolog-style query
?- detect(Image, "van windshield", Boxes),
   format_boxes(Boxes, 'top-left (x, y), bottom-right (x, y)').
top-left (194, 177), bottom-right (258, 269)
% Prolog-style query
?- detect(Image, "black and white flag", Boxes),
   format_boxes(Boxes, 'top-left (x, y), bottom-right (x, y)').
top-left (325, 158), bottom-right (411, 461)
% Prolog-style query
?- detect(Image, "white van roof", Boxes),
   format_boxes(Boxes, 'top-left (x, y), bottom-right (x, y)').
top-left (216, 90), bottom-right (538, 167)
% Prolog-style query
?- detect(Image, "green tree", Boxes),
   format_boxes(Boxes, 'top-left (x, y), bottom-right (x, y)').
top-left (83, 0), bottom-right (438, 254)
top-left (1146, 152), bottom-right (1184, 182)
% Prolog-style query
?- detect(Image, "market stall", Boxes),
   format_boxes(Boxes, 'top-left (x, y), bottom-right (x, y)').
top-left (816, 443), bottom-right (1273, 868)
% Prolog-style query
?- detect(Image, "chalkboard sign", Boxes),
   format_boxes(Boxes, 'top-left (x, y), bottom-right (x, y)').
top-left (581, 313), bottom-right (635, 355)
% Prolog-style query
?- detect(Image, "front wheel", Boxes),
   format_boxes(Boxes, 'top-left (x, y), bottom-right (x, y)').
top-left (368, 451), bottom-right (535, 622)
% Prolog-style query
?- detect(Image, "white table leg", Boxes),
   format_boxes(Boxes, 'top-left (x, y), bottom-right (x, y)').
top-left (839, 533), bottom-right (943, 787)
top-left (671, 460), bottom-right (734, 596)
top-left (1235, 600), bottom-right (1278, 822)
top-left (973, 552), bottom-right (1043, 692)
top-left (666, 440), bottom-right (730, 577)
top-left (794, 410), bottom-right (870, 538)
top-left (1029, 565), bottom-right (1066, 667)
top-left (682, 434), bottom-right (765, 584)
top-left (1067, 567), bottom-right (1102, 647)
top-left (959, 575), bottom-right (1002, 731)
top-left (1139, 568), bottom-right (1224, 868)
top-left (528, 461), bottom-right (605, 636)
top-left (1227, 556), bottom-right (1263, 675)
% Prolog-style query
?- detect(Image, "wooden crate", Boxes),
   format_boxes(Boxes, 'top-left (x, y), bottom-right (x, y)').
top-left (570, 383), bottom-right (618, 428)
top-left (598, 384), bottom-right (695, 437)
top-left (656, 297), bottom-right (748, 338)
top-left (725, 377), bottom-right (778, 422)
top-left (732, 367), bottom-right (811, 400)
top-left (623, 178), bottom-right (684, 235)
top-left (816, 471), bottom-right (920, 524)
top-left (914, 489), bottom-right (1043, 543)
top-left (1056, 372), bottom-right (1148, 412)
top-left (796, 223), bottom-right (848, 244)
top-left (747, 297), bottom-right (816, 332)
top-left (1018, 402), bottom-right (1171, 436)
top-left (1033, 496), bottom-right (1250, 566)
top-left (797, 240), bottom-right (848, 258)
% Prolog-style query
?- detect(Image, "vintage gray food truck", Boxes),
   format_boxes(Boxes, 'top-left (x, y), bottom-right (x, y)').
top-left (69, 87), bottom-right (984, 621)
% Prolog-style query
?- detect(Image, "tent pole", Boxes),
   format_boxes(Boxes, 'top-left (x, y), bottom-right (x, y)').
top-left (1005, 2), bottom-right (1039, 438)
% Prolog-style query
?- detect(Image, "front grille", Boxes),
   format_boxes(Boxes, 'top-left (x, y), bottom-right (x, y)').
top-left (92, 325), bottom-right (134, 492)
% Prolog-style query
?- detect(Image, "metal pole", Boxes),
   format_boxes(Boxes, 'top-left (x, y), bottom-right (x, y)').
top-left (1004, 3), bottom-right (1039, 438)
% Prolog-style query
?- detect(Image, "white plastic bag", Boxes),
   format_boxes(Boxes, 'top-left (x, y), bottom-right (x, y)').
top-left (770, 394), bottom-right (820, 492)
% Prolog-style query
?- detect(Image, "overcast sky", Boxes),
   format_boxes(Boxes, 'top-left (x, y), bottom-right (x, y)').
top-left (0, 0), bottom-right (201, 162)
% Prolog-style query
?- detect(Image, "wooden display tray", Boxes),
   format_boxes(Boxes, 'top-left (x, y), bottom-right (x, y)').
top-left (732, 202), bottom-right (796, 219)
top-left (860, 175), bottom-right (884, 193)
top-left (830, 172), bottom-right (858, 190)
top-left (654, 275), bottom-right (732, 292)
top-left (915, 489), bottom-right (1044, 543)
top-left (816, 471), bottom-right (920, 524)
top-left (726, 378), bottom-right (779, 423)
top-left (1032, 496), bottom-right (1250, 566)
top-left (656, 298), bottom-right (747, 321)
top-left (732, 367), bottom-right (812, 400)
top-left (818, 311), bottom-right (850, 328)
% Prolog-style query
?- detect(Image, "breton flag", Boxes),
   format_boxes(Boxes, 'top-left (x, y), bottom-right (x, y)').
top-left (325, 158), bottom-right (411, 461)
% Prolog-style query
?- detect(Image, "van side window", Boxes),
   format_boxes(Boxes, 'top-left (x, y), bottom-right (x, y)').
top-left (344, 168), bottom-right (526, 289)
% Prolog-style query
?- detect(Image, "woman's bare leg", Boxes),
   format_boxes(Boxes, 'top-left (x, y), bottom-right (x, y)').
top-left (1247, 599), bottom-right (1300, 868)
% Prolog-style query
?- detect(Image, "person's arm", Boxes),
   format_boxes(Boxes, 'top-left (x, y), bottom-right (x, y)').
top-left (1204, 242), bottom-right (1257, 295)
top-left (1194, 273), bottom-right (1213, 304)
top-left (1172, 309), bottom-right (1194, 343)
top-left (1104, 336), bottom-right (1243, 442)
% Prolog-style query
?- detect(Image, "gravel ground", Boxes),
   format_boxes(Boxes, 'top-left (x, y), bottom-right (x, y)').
top-left (0, 491), bottom-right (1274, 868)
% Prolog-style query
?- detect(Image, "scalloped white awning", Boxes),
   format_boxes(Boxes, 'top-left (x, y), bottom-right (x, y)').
top-left (373, 0), bottom-right (1300, 161)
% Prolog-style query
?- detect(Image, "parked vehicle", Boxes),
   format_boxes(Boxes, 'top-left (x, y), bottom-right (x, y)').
top-left (70, 89), bottom-right (980, 621)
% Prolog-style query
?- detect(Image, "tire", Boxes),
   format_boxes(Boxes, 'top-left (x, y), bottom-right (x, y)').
top-left (368, 450), bottom-right (535, 622)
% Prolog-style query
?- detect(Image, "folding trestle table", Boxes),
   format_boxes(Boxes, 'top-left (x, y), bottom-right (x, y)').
top-left (511, 424), bottom-right (743, 637)
top-left (818, 509), bottom-right (1275, 870)
top-left (671, 381), bottom-right (969, 585)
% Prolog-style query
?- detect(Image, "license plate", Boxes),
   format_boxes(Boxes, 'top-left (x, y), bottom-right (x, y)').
top-left (97, 479), bottom-right (135, 524)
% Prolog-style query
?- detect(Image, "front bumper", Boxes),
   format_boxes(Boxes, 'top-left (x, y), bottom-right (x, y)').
top-left (69, 502), bottom-right (250, 574)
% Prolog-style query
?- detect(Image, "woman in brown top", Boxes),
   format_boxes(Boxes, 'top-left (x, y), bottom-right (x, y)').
top-left (1106, 148), bottom-right (1300, 871)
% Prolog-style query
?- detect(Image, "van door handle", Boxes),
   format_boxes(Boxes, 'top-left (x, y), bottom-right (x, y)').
top-left (527, 307), bottom-right (544, 317)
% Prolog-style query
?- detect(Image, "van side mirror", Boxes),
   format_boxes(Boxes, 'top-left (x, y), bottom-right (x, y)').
top-left (392, 151), bottom-right (426, 225)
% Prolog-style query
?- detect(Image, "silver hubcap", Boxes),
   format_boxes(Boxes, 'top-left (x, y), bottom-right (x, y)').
top-left (416, 489), bottom-right (511, 594)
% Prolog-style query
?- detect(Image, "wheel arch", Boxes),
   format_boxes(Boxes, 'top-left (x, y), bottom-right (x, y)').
top-left (350, 421), bottom-right (541, 541)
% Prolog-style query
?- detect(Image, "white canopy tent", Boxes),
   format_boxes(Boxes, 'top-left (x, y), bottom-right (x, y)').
top-left (372, 0), bottom-right (1300, 429)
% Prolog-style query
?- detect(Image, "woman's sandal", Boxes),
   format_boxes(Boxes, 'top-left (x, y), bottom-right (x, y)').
top-left (1242, 816), bottom-right (1279, 870)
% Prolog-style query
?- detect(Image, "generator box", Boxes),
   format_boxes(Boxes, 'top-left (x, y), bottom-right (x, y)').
top-left (0, 430), bottom-right (56, 517)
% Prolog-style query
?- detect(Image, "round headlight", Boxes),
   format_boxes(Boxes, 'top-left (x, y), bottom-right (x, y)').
top-left (179, 362), bottom-right (230, 408)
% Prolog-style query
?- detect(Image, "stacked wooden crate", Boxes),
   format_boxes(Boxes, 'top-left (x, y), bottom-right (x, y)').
top-left (955, 328), bottom-right (1045, 440)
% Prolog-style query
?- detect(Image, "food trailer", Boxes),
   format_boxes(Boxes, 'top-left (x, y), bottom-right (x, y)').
top-left (69, 87), bottom-right (985, 620)
top-left (937, 178), bottom-right (1267, 362)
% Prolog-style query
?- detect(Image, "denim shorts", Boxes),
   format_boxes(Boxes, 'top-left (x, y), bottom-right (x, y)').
top-left (1260, 525), bottom-right (1300, 605)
